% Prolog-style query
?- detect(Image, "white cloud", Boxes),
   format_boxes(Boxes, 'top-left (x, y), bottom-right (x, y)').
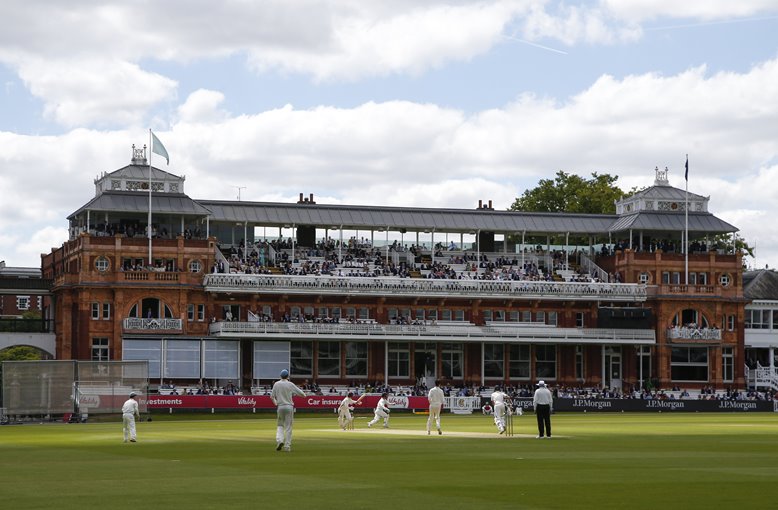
top-left (177, 90), bottom-right (229, 124)
top-left (14, 58), bottom-right (177, 127)
top-left (601, 0), bottom-right (778, 23)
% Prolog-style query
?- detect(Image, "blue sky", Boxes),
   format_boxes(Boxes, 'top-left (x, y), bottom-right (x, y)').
top-left (1, 1), bottom-right (778, 269)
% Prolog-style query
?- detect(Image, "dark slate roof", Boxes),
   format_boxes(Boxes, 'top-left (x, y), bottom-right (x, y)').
top-left (197, 200), bottom-right (617, 234)
top-left (628, 184), bottom-right (707, 202)
top-left (608, 211), bottom-right (737, 235)
top-left (102, 164), bottom-right (180, 181)
top-left (743, 270), bottom-right (778, 300)
top-left (68, 191), bottom-right (212, 219)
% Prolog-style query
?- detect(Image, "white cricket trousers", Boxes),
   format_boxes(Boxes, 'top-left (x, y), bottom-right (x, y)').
top-left (368, 409), bottom-right (389, 427)
top-left (276, 405), bottom-right (295, 448)
top-left (122, 413), bottom-right (136, 441)
top-left (493, 403), bottom-right (506, 432)
top-left (427, 403), bottom-right (442, 432)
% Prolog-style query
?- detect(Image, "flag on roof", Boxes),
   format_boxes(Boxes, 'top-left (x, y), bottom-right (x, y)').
top-left (151, 130), bottom-right (169, 165)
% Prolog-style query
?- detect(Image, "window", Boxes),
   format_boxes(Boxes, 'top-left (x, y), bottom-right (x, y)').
top-left (123, 339), bottom-right (162, 379)
top-left (388, 342), bottom-right (410, 377)
top-left (291, 341), bottom-right (313, 376)
top-left (441, 343), bottom-right (463, 379)
top-left (671, 347), bottom-right (709, 381)
top-left (415, 309), bottom-right (425, 320)
top-left (318, 341), bottom-right (340, 377)
top-left (484, 343), bottom-right (504, 378)
top-left (494, 310), bottom-right (504, 321)
top-left (698, 273), bottom-right (708, 285)
top-left (719, 273), bottom-right (731, 287)
top-left (254, 341), bottom-right (290, 380)
top-left (346, 307), bottom-right (356, 321)
top-left (345, 342), bottom-right (368, 377)
top-left (204, 341), bottom-right (239, 379)
top-left (95, 256), bottom-right (110, 272)
top-left (774, 309), bottom-right (778, 330)
top-left (427, 309), bottom-right (438, 321)
top-left (454, 310), bottom-right (465, 321)
top-left (727, 315), bottom-right (735, 331)
top-left (508, 344), bottom-right (530, 379)
top-left (521, 310), bottom-right (532, 323)
top-left (689, 272), bottom-right (697, 285)
top-left (92, 302), bottom-right (110, 320)
top-left (164, 340), bottom-right (201, 378)
top-left (188, 260), bottom-right (202, 273)
top-left (17, 296), bottom-right (30, 311)
top-left (508, 311), bottom-right (519, 322)
top-left (359, 308), bottom-right (370, 321)
top-left (91, 337), bottom-right (109, 361)
top-left (576, 312), bottom-right (585, 328)
top-left (672, 272), bottom-right (681, 284)
top-left (187, 304), bottom-right (195, 321)
top-left (482, 310), bottom-right (493, 321)
top-left (197, 304), bottom-right (205, 321)
top-left (535, 345), bottom-right (557, 379)
top-left (575, 345), bottom-right (584, 380)
top-left (722, 347), bottom-right (734, 383)
top-left (746, 310), bottom-right (770, 329)
top-left (547, 311), bottom-right (558, 326)
top-left (441, 309), bottom-right (452, 321)
top-left (662, 272), bottom-right (670, 284)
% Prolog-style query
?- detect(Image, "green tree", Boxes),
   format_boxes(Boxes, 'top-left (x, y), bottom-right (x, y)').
top-left (510, 171), bottom-right (626, 214)
top-left (0, 346), bottom-right (43, 361)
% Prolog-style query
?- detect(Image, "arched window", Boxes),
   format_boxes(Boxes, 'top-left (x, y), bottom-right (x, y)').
top-left (128, 298), bottom-right (174, 318)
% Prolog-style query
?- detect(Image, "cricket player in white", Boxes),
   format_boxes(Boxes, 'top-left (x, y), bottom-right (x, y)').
top-left (367, 392), bottom-right (391, 428)
top-left (427, 380), bottom-right (445, 435)
top-left (271, 369), bottom-right (306, 451)
top-left (122, 392), bottom-right (140, 443)
top-left (490, 386), bottom-right (508, 434)
top-left (338, 392), bottom-right (364, 430)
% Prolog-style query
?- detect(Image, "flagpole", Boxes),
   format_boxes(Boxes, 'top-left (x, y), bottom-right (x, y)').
top-left (148, 129), bottom-right (153, 265)
top-left (684, 154), bottom-right (689, 286)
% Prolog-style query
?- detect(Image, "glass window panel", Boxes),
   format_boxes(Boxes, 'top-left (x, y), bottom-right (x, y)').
top-left (290, 341), bottom-right (313, 376)
top-left (345, 342), bottom-right (368, 377)
top-left (254, 341), bottom-right (291, 379)
top-left (484, 343), bottom-right (504, 378)
top-left (164, 340), bottom-right (201, 379)
top-left (204, 341), bottom-right (239, 379)
top-left (318, 341), bottom-right (340, 377)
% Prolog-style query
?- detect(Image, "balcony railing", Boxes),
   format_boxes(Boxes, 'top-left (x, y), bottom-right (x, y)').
top-left (666, 327), bottom-right (722, 341)
top-left (209, 321), bottom-right (655, 344)
top-left (203, 274), bottom-right (647, 301)
top-left (123, 318), bottom-right (183, 331)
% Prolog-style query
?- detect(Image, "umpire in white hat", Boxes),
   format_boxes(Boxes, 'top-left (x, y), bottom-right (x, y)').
top-left (270, 369), bottom-right (306, 452)
top-left (532, 380), bottom-right (553, 438)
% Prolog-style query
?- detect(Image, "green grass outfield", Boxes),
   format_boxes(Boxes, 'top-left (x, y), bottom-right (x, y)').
top-left (1, 412), bottom-right (778, 509)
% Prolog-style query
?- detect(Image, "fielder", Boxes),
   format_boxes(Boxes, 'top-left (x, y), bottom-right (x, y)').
top-left (427, 380), bottom-right (445, 435)
top-left (490, 386), bottom-right (509, 434)
top-left (271, 369), bottom-right (306, 452)
top-left (367, 392), bottom-right (391, 428)
top-left (122, 391), bottom-right (140, 443)
top-left (338, 391), bottom-right (365, 430)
